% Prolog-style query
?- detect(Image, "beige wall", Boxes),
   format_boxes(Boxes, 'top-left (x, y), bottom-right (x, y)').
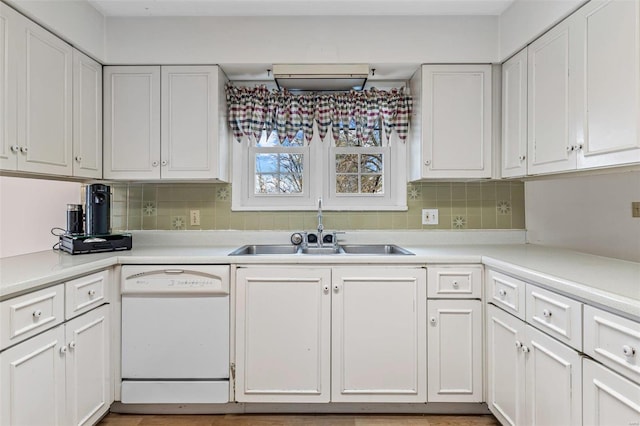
top-left (525, 171), bottom-right (640, 262)
top-left (0, 176), bottom-right (81, 258)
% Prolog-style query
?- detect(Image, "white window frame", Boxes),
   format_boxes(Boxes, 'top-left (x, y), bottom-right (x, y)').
top-left (231, 83), bottom-right (408, 211)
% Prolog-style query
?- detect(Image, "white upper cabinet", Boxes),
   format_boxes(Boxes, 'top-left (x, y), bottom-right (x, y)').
top-left (527, 18), bottom-right (577, 175)
top-left (72, 50), bottom-right (102, 179)
top-left (501, 48), bottom-right (528, 178)
top-left (104, 66), bottom-right (162, 180)
top-left (0, 4), bottom-right (74, 176)
top-left (104, 65), bottom-right (229, 181)
top-left (573, 0), bottom-right (640, 169)
top-left (524, 0), bottom-right (640, 176)
top-left (409, 64), bottom-right (492, 180)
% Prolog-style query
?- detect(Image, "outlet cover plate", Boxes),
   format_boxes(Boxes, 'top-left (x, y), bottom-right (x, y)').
top-left (190, 210), bottom-right (201, 226)
top-left (633, 202), bottom-right (640, 218)
top-left (422, 209), bottom-right (438, 225)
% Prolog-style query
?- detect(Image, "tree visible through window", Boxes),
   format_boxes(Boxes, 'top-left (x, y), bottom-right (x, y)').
top-left (254, 130), bottom-right (305, 195)
top-left (335, 118), bottom-right (384, 195)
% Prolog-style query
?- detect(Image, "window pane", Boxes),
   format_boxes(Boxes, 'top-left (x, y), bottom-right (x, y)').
top-left (336, 154), bottom-right (358, 173)
top-left (255, 154), bottom-right (304, 194)
top-left (361, 154), bottom-right (382, 173)
top-left (336, 175), bottom-right (358, 193)
top-left (361, 175), bottom-right (383, 194)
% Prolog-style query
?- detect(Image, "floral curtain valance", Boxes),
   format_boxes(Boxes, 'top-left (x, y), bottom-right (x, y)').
top-left (225, 85), bottom-right (413, 144)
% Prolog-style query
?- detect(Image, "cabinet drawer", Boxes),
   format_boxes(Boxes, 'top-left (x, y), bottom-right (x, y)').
top-left (65, 270), bottom-right (110, 320)
top-left (584, 305), bottom-right (640, 384)
top-left (486, 269), bottom-right (526, 320)
top-left (0, 284), bottom-right (64, 350)
top-left (427, 266), bottom-right (482, 299)
top-left (526, 285), bottom-right (582, 351)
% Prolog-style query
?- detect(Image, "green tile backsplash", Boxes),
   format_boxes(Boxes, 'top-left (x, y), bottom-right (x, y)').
top-left (110, 182), bottom-right (525, 231)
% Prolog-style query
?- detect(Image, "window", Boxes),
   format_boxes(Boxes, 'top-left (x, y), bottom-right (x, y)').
top-left (229, 83), bottom-right (409, 211)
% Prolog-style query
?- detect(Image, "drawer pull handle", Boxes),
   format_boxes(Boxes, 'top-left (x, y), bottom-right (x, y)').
top-left (498, 289), bottom-right (507, 297)
top-left (430, 317), bottom-right (437, 325)
top-left (88, 289), bottom-right (96, 297)
top-left (623, 345), bottom-right (636, 357)
top-left (32, 310), bottom-right (42, 319)
top-left (515, 340), bottom-right (522, 349)
top-left (452, 281), bottom-right (459, 288)
top-left (542, 309), bottom-right (552, 318)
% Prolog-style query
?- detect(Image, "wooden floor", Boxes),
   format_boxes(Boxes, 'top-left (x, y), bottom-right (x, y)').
top-left (99, 413), bottom-right (500, 426)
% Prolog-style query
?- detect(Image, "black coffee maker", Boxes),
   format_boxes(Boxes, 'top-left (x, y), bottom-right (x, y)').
top-left (85, 184), bottom-right (111, 235)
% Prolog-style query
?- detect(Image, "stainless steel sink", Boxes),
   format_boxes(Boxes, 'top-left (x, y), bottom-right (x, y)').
top-left (228, 245), bottom-right (301, 255)
top-left (229, 244), bottom-right (414, 256)
top-left (340, 244), bottom-right (414, 255)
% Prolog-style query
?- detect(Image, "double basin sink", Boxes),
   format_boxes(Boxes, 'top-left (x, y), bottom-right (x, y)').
top-left (229, 244), bottom-right (414, 256)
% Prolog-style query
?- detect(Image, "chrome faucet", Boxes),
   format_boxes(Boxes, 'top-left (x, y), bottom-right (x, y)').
top-left (317, 198), bottom-right (323, 248)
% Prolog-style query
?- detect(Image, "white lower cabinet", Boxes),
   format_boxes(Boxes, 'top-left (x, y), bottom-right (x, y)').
top-left (0, 305), bottom-right (110, 426)
top-left (583, 358), bottom-right (640, 425)
top-left (332, 267), bottom-right (426, 402)
top-left (235, 266), bottom-right (427, 403)
top-left (487, 304), bottom-right (582, 426)
top-left (427, 299), bottom-right (482, 402)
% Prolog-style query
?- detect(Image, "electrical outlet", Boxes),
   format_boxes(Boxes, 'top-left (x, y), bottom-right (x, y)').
top-left (632, 202), bottom-right (640, 218)
top-left (422, 209), bottom-right (438, 225)
top-left (190, 210), bottom-right (200, 226)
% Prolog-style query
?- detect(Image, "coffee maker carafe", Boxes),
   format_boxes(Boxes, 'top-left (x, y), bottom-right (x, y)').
top-left (85, 184), bottom-right (111, 235)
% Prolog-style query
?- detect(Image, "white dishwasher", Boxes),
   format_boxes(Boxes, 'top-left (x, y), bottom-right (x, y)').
top-left (120, 265), bottom-right (230, 404)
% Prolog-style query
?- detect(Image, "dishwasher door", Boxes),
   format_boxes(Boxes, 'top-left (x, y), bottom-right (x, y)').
top-left (120, 265), bottom-right (230, 403)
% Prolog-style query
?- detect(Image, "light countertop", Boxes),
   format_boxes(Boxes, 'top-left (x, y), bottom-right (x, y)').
top-left (1, 232), bottom-right (638, 320)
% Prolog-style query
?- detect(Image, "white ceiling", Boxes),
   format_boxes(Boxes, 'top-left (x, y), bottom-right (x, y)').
top-left (88, 0), bottom-right (515, 17)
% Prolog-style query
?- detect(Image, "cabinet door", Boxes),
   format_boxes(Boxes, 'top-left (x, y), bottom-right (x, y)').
top-left (501, 48), bottom-right (528, 178)
top-left (15, 16), bottom-right (73, 176)
top-left (161, 66), bottom-right (224, 180)
top-left (583, 358), bottom-right (640, 426)
top-left (235, 267), bottom-right (331, 402)
top-left (421, 65), bottom-right (492, 179)
top-left (524, 324), bottom-right (582, 426)
top-left (72, 50), bottom-right (102, 179)
top-left (486, 304), bottom-right (526, 426)
top-left (427, 299), bottom-right (483, 402)
top-left (0, 326), bottom-right (66, 426)
top-left (66, 305), bottom-right (110, 426)
top-left (528, 19), bottom-right (577, 175)
top-left (573, 0), bottom-right (640, 169)
top-left (104, 66), bottom-right (161, 180)
top-left (332, 267), bottom-right (426, 402)
top-left (0, 3), bottom-right (18, 171)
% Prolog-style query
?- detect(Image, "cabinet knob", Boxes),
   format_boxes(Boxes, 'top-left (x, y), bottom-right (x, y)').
top-left (566, 146), bottom-right (574, 152)
top-left (623, 345), bottom-right (636, 357)
top-left (75, 156), bottom-right (82, 162)
top-left (575, 143), bottom-right (584, 151)
top-left (68, 341), bottom-right (76, 350)
top-left (152, 161), bottom-right (159, 167)
top-left (60, 346), bottom-right (67, 355)
top-left (452, 281), bottom-right (459, 288)
top-left (542, 309), bottom-right (552, 318)
top-left (32, 310), bottom-right (42, 319)
top-left (424, 160), bottom-right (431, 166)
top-left (161, 160), bottom-right (168, 166)
top-left (430, 317), bottom-right (437, 325)
top-left (519, 155), bottom-right (526, 161)
top-left (522, 345), bottom-right (530, 353)
top-left (88, 289), bottom-right (96, 297)
top-left (323, 284), bottom-right (329, 294)
top-left (20, 146), bottom-right (28, 153)
top-left (10, 145), bottom-right (20, 153)
top-left (515, 340), bottom-right (522, 348)
top-left (498, 289), bottom-right (507, 297)
top-left (333, 284), bottom-right (339, 293)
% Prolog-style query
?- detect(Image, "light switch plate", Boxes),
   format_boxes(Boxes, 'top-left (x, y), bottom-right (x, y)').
top-left (632, 202), bottom-right (640, 218)
top-left (422, 209), bottom-right (438, 225)
top-left (190, 210), bottom-right (201, 226)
